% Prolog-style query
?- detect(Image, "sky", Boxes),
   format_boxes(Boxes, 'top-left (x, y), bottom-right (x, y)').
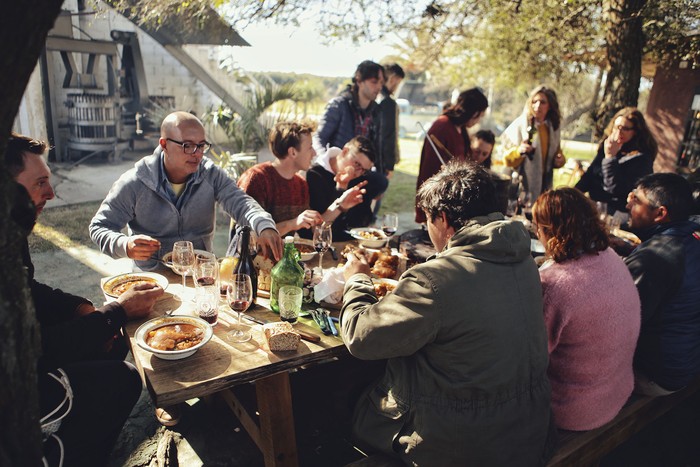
top-left (227, 22), bottom-right (398, 78)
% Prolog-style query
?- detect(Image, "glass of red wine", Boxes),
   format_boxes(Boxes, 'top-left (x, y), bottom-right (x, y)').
top-left (313, 223), bottom-right (332, 270)
top-left (226, 273), bottom-right (253, 343)
top-left (192, 254), bottom-right (218, 303)
top-left (381, 212), bottom-right (399, 247)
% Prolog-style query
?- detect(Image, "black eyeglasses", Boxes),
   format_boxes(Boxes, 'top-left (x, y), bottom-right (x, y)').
top-left (166, 138), bottom-right (211, 155)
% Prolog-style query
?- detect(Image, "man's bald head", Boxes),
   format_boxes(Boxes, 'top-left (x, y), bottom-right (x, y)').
top-left (161, 111), bottom-right (204, 138)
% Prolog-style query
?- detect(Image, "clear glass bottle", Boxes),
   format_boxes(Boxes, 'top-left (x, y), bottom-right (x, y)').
top-left (269, 236), bottom-right (304, 313)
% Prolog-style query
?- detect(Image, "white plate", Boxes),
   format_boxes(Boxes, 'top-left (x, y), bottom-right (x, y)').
top-left (293, 238), bottom-right (317, 262)
top-left (135, 316), bottom-right (213, 360)
top-left (530, 239), bottom-right (546, 256)
top-left (161, 249), bottom-right (212, 276)
top-left (349, 227), bottom-right (388, 248)
top-left (102, 272), bottom-right (169, 299)
top-left (372, 277), bottom-right (398, 299)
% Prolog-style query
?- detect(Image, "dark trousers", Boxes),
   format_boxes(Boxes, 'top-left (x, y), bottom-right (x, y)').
top-left (41, 360), bottom-right (143, 467)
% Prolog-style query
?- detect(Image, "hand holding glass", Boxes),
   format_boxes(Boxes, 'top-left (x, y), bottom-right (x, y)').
top-left (227, 274), bottom-right (253, 343)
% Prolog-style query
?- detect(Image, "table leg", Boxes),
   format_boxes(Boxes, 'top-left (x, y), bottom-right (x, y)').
top-left (256, 372), bottom-right (298, 467)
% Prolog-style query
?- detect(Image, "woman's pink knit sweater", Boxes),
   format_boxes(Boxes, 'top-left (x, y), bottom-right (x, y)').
top-left (539, 247), bottom-right (641, 431)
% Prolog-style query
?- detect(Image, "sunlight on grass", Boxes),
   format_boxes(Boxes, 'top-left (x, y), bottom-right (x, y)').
top-left (32, 223), bottom-right (128, 277)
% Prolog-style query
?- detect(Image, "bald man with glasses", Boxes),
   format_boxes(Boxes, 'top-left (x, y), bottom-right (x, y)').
top-left (90, 111), bottom-right (282, 271)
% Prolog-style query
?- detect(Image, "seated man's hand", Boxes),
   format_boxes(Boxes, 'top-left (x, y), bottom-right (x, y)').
top-left (257, 228), bottom-right (283, 262)
top-left (343, 249), bottom-right (371, 281)
top-left (118, 282), bottom-right (164, 319)
top-left (296, 210), bottom-right (324, 230)
top-left (126, 235), bottom-right (161, 260)
top-left (338, 180), bottom-right (368, 211)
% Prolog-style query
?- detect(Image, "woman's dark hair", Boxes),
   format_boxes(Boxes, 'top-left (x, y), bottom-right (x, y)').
top-left (532, 187), bottom-right (609, 263)
top-left (416, 161), bottom-right (497, 230)
top-left (525, 85), bottom-right (561, 131)
top-left (474, 129), bottom-right (495, 146)
top-left (603, 107), bottom-right (658, 161)
top-left (443, 88), bottom-right (488, 127)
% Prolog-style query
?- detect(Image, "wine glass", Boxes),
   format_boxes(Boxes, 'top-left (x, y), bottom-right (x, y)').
top-left (381, 212), bottom-right (399, 247)
top-left (172, 241), bottom-right (195, 295)
top-left (226, 273), bottom-right (253, 343)
top-left (313, 223), bottom-right (332, 270)
top-left (193, 254), bottom-right (218, 288)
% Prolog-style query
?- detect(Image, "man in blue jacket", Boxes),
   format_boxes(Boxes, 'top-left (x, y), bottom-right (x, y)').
top-left (624, 173), bottom-right (700, 395)
top-left (313, 61), bottom-right (388, 224)
top-left (90, 111), bottom-right (282, 270)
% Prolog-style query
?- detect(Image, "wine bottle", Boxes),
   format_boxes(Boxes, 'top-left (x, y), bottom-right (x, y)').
top-left (522, 116), bottom-right (537, 161)
top-left (269, 236), bottom-right (304, 313)
top-left (235, 226), bottom-right (258, 304)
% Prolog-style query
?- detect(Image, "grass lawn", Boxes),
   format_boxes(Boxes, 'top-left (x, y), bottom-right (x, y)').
top-left (380, 137), bottom-right (598, 216)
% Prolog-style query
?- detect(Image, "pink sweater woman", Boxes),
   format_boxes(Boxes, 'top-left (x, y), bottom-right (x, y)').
top-left (533, 188), bottom-right (641, 431)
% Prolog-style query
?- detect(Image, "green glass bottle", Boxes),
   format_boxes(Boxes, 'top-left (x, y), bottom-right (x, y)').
top-left (269, 236), bottom-right (304, 313)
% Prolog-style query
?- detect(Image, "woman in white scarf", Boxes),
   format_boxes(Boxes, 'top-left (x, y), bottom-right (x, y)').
top-left (501, 86), bottom-right (567, 202)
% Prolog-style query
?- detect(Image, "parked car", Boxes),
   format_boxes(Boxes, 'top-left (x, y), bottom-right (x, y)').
top-left (397, 99), bottom-right (442, 138)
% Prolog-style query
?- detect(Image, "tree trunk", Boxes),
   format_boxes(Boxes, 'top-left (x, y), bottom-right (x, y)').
top-left (0, 1), bottom-right (64, 465)
top-left (594, 0), bottom-right (645, 139)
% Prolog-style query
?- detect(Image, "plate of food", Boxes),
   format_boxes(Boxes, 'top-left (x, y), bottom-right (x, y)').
top-left (134, 316), bottom-right (213, 360)
top-left (373, 278), bottom-right (398, 299)
top-left (102, 272), bottom-right (168, 299)
top-left (340, 244), bottom-right (406, 279)
top-left (162, 249), bottom-right (213, 275)
top-left (293, 238), bottom-right (318, 262)
top-left (349, 227), bottom-right (388, 248)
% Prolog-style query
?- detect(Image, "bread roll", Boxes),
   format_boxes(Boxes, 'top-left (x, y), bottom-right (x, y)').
top-left (263, 322), bottom-right (300, 351)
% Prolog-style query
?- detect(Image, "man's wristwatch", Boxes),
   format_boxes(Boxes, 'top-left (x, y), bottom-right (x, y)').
top-left (331, 199), bottom-right (347, 213)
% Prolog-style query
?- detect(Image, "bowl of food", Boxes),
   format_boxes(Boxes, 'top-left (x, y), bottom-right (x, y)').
top-left (349, 227), bottom-right (387, 248)
top-left (294, 238), bottom-right (318, 262)
top-left (102, 272), bottom-right (168, 299)
top-left (162, 249), bottom-right (212, 275)
top-left (373, 278), bottom-right (398, 299)
top-left (134, 316), bottom-right (213, 360)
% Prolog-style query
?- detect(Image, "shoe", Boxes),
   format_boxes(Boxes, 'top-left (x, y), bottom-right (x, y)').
top-left (155, 405), bottom-right (181, 427)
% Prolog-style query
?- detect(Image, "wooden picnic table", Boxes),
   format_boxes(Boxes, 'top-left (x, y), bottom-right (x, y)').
top-left (123, 248), bottom-right (350, 467)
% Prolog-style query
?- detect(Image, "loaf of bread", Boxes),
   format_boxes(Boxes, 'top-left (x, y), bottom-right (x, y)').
top-left (263, 322), bottom-right (300, 351)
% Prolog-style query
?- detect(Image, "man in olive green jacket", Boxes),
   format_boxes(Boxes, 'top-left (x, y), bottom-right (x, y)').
top-left (341, 162), bottom-right (555, 466)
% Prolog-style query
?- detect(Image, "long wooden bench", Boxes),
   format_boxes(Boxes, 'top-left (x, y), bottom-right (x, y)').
top-left (547, 377), bottom-right (700, 466)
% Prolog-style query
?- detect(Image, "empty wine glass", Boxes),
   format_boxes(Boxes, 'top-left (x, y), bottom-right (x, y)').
top-left (226, 273), bottom-right (253, 343)
top-left (381, 212), bottom-right (399, 247)
top-left (172, 241), bottom-right (195, 296)
top-left (313, 223), bottom-right (332, 270)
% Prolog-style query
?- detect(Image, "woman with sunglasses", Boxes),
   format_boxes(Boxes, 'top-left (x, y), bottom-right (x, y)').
top-left (576, 107), bottom-right (658, 215)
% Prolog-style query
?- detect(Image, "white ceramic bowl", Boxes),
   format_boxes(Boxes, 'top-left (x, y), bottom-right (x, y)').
top-left (134, 316), bottom-right (213, 360)
top-left (102, 272), bottom-right (169, 299)
top-left (162, 249), bottom-right (212, 276)
top-left (349, 227), bottom-right (388, 248)
top-left (293, 238), bottom-right (317, 262)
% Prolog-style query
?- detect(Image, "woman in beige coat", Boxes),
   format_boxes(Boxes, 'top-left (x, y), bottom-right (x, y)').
top-left (341, 162), bottom-right (555, 466)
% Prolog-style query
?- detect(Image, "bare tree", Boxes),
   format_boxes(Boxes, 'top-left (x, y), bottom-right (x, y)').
top-left (0, 1), bottom-right (64, 464)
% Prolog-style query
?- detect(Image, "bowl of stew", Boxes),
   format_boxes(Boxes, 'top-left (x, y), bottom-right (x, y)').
top-left (134, 316), bottom-right (213, 360)
top-left (294, 238), bottom-right (318, 262)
